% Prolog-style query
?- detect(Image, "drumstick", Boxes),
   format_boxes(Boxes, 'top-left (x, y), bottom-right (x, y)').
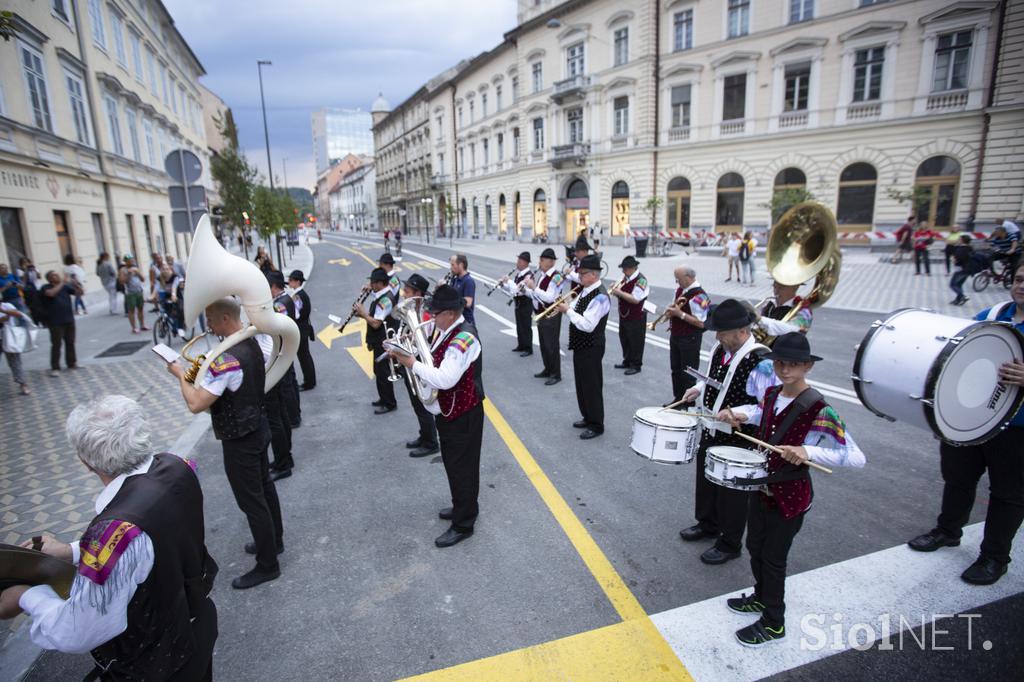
top-left (734, 431), bottom-right (833, 474)
top-left (659, 398), bottom-right (690, 412)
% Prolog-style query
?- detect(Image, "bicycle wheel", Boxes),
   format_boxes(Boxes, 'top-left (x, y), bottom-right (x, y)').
top-left (152, 317), bottom-right (165, 345)
top-left (972, 272), bottom-right (990, 292)
top-left (1002, 267), bottom-right (1013, 289)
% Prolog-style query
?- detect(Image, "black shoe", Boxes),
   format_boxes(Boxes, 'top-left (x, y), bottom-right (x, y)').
top-left (231, 566), bottom-right (281, 589)
top-left (580, 429), bottom-right (602, 440)
top-left (679, 525), bottom-right (717, 542)
top-left (735, 619), bottom-right (786, 648)
top-left (410, 445), bottom-right (439, 458)
top-left (244, 542), bottom-right (284, 555)
top-left (572, 419), bottom-right (588, 429)
top-left (727, 593), bottom-right (765, 615)
top-left (290, 421), bottom-right (301, 429)
top-left (908, 528), bottom-right (961, 552)
top-left (371, 399), bottom-right (385, 407)
top-left (435, 527), bottom-right (473, 548)
top-left (438, 507), bottom-right (453, 520)
top-left (270, 468), bottom-right (292, 482)
top-left (299, 385), bottom-right (315, 392)
top-left (534, 371), bottom-right (551, 378)
top-left (961, 557), bottom-right (1008, 585)
top-left (406, 438), bottom-right (423, 449)
top-left (624, 368), bottom-right (641, 376)
top-left (545, 376), bottom-right (561, 386)
top-left (701, 546), bottom-right (741, 565)
top-left (519, 351), bottom-right (533, 357)
top-left (614, 363), bottom-right (629, 369)
top-left (512, 346), bottom-right (526, 352)
top-left (374, 405), bottom-right (397, 415)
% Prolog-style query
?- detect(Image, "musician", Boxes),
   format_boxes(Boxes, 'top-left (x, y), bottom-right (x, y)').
top-left (288, 269), bottom-right (317, 391)
top-left (716, 333), bottom-right (865, 647)
top-left (528, 247), bottom-right (564, 385)
top-left (378, 253), bottom-right (401, 299)
top-left (448, 253), bottom-right (477, 325)
top-left (399, 273), bottom-right (440, 458)
top-left (565, 236), bottom-right (592, 289)
top-left (168, 297), bottom-right (284, 589)
top-left (555, 254), bottom-right (609, 439)
top-left (355, 268), bottom-right (398, 414)
top-left (0, 396), bottom-right (218, 678)
top-left (502, 251), bottom-right (534, 356)
top-left (610, 255), bottom-right (649, 375)
top-left (753, 280), bottom-right (812, 338)
top-left (907, 263), bottom-right (1024, 586)
top-left (391, 285), bottom-right (484, 548)
top-left (667, 266), bottom-right (709, 405)
top-left (268, 272), bottom-right (301, 430)
top-left (263, 272), bottom-right (297, 481)
top-left (678, 299), bottom-right (765, 565)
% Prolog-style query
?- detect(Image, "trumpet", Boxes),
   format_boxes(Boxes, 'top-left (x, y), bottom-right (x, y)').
top-left (180, 333), bottom-right (210, 384)
top-left (648, 296), bottom-right (685, 331)
top-left (336, 289), bottom-right (372, 335)
top-left (533, 289), bottom-right (576, 322)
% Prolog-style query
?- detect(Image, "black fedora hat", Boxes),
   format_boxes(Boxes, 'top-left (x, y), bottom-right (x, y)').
top-left (517, 251), bottom-right (531, 263)
top-left (404, 273), bottom-right (430, 294)
top-left (287, 269), bottom-right (305, 282)
top-left (539, 247), bottom-right (558, 260)
top-left (369, 268), bottom-right (389, 283)
top-left (379, 252), bottom-right (395, 265)
top-left (427, 284), bottom-right (464, 313)
top-left (765, 332), bottom-right (822, 362)
top-left (574, 236), bottom-right (592, 252)
top-left (578, 254), bottom-right (602, 272)
top-left (619, 255), bottom-right (639, 269)
top-left (704, 298), bottom-right (757, 332)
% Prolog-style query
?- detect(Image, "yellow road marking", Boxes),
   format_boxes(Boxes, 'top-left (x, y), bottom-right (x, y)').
top-left (416, 260), bottom-right (441, 270)
top-left (317, 319), bottom-right (374, 379)
top-left (328, 257), bottom-right (352, 266)
top-left (403, 262), bottom-right (421, 271)
top-left (327, 241), bottom-right (379, 267)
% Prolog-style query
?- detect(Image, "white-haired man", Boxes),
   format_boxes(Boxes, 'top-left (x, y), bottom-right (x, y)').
top-left (0, 395), bottom-right (218, 680)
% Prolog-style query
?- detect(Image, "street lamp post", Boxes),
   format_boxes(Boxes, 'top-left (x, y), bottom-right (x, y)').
top-left (257, 59), bottom-right (284, 268)
top-left (421, 197), bottom-right (433, 245)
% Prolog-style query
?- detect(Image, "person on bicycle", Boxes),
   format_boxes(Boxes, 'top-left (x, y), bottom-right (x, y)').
top-left (394, 228), bottom-right (403, 257)
top-left (987, 225), bottom-right (1019, 276)
top-left (155, 264), bottom-right (184, 338)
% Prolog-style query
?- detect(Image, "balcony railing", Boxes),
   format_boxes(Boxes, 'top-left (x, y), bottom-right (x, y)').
top-left (610, 134), bottom-right (628, 149)
top-left (720, 119), bottom-right (746, 136)
top-left (778, 111), bottom-right (808, 129)
top-left (926, 90), bottom-right (968, 112)
top-left (550, 142), bottom-right (589, 168)
top-left (847, 102), bottom-right (881, 121)
top-left (551, 74), bottom-right (591, 103)
top-left (668, 126), bottom-right (690, 142)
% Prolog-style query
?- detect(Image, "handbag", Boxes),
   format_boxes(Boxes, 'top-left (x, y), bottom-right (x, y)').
top-left (2, 320), bottom-right (39, 353)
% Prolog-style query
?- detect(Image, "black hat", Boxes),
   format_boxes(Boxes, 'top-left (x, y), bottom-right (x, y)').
top-left (379, 253), bottom-right (395, 265)
top-left (266, 271), bottom-right (285, 288)
top-left (369, 268), bottom-right (389, 283)
top-left (619, 255), bottom-right (639, 269)
top-left (517, 251), bottom-right (531, 263)
top-left (539, 247), bottom-right (558, 260)
top-left (574, 236), bottom-right (592, 252)
top-left (704, 298), bottom-right (757, 332)
top-left (578, 254), bottom-right (602, 272)
top-left (404, 273), bottom-right (429, 294)
top-left (427, 284), bottom-right (464, 313)
top-left (287, 269), bottom-right (305, 282)
top-left (765, 332), bottom-right (822, 362)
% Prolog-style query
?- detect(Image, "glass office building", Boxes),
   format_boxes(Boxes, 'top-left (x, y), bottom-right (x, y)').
top-left (311, 108), bottom-right (374, 175)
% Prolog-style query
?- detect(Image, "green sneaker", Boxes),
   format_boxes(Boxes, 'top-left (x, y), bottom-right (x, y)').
top-left (736, 619), bottom-right (785, 647)
top-left (726, 593), bottom-right (765, 615)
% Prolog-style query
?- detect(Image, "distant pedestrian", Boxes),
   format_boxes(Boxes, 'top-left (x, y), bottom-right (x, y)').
top-left (254, 246), bottom-right (276, 275)
top-left (40, 270), bottom-right (82, 376)
top-left (949, 235), bottom-right (979, 306)
top-left (0, 300), bottom-right (31, 395)
top-left (913, 222), bottom-right (938, 276)
top-left (96, 252), bottom-right (119, 314)
top-left (17, 258), bottom-right (42, 321)
top-left (894, 217), bottom-right (914, 263)
top-left (148, 253), bottom-right (164, 312)
top-left (724, 233), bottom-right (742, 282)
top-left (119, 256), bottom-right (148, 334)
top-left (944, 226), bottom-right (965, 274)
top-left (63, 255), bottom-right (88, 315)
top-left (739, 231), bottom-right (757, 286)
top-left (167, 253), bottom-right (186, 279)
top-left (0, 263), bottom-right (21, 307)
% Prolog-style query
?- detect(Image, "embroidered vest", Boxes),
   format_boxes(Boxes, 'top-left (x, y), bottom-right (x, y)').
top-left (700, 345), bottom-right (761, 446)
top-left (618, 274), bottom-right (646, 321)
top-left (758, 385), bottom-right (825, 519)
top-left (761, 297), bottom-right (801, 321)
top-left (514, 270), bottom-right (532, 303)
top-left (209, 337), bottom-right (264, 441)
top-left (669, 286), bottom-right (706, 337)
top-left (432, 324), bottom-right (481, 421)
top-left (365, 292), bottom-right (392, 347)
top-left (568, 287), bottom-right (608, 351)
top-left (534, 272), bottom-right (557, 313)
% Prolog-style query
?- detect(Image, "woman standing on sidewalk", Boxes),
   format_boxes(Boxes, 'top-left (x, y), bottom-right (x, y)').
top-left (0, 300), bottom-right (31, 395)
top-left (96, 252), bottom-right (119, 315)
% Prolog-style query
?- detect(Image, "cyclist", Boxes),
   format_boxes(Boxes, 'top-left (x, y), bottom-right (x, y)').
top-left (155, 264), bottom-right (185, 338)
top-left (987, 225), bottom-right (1019, 278)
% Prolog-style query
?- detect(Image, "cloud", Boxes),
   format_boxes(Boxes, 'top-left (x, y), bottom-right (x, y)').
top-left (164, 0), bottom-right (517, 189)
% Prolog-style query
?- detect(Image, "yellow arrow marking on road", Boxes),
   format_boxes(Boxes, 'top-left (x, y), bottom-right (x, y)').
top-left (416, 260), bottom-right (441, 270)
top-left (317, 319), bottom-right (374, 379)
top-left (326, 242), bottom-right (379, 267)
top-left (402, 262), bottom-right (421, 271)
top-left (327, 257), bottom-right (352, 266)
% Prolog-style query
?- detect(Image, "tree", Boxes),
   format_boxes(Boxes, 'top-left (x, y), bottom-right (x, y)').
top-left (1, 11), bottom-right (14, 42)
top-left (645, 196), bottom-right (664, 229)
top-left (209, 114), bottom-right (256, 238)
top-left (885, 185), bottom-right (931, 221)
top-left (251, 185), bottom-right (281, 239)
top-left (760, 187), bottom-right (817, 226)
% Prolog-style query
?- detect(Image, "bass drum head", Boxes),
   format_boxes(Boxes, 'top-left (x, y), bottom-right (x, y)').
top-left (930, 322), bottom-right (1024, 445)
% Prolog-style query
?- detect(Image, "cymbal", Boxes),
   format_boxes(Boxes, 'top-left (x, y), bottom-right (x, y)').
top-left (0, 543), bottom-right (76, 599)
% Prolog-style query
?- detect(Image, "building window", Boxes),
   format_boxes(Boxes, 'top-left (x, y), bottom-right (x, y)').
top-left (481, 93), bottom-right (488, 117)
top-left (147, 49), bottom-right (158, 95)
top-left (125, 107), bottom-right (141, 162)
top-left (836, 162), bottom-right (877, 228)
top-left (772, 168), bottom-right (807, 221)
top-left (666, 176), bottom-right (691, 230)
top-left (20, 43), bottom-right (53, 132)
top-left (160, 63), bottom-right (170, 105)
top-left (1, 208), bottom-right (28, 267)
top-left (104, 95), bottom-right (123, 155)
top-left (567, 43), bottom-right (585, 78)
top-left (532, 62), bottom-right (543, 93)
top-left (458, 146), bottom-right (465, 171)
top-left (716, 173), bottom-right (745, 229)
top-left (532, 117), bottom-right (544, 150)
top-left (534, 189), bottom-right (548, 236)
top-left (88, 0), bottom-right (106, 48)
top-left (54, 211), bottom-right (74, 260)
top-left (614, 27), bottom-right (629, 66)
top-left (613, 97), bottom-right (629, 136)
top-left (143, 118), bottom-right (155, 166)
top-left (513, 127), bottom-right (520, 158)
top-left (497, 132), bottom-right (504, 161)
top-left (129, 32), bottom-right (144, 81)
top-left (482, 138), bottom-right (489, 166)
top-left (723, 73), bottom-right (747, 121)
top-left (512, 76), bottom-right (520, 102)
top-left (914, 156), bottom-right (960, 229)
top-left (853, 47), bottom-right (885, 102)
top-left (859, 0), bottom-right (889, 6)
top-left (169, 76), bottom-right (178, 114)
top-left (933, 31), bottom-right (972, 92)
top-left (178, 86), bottom-right (186, 120)
top-left (52, 0), bottom-right (70, 22)
top-left (92, 213), bottom-right (107, 253)
top-left (671, 84), bottom-right (692, 128)
top-left (611, 181), bottom-right (630, 236)
top-left (457, 106), bottom-right (463, 128)
top-left (469, 143), bottom-right (475, 168)
top-left (728, 0), bottom-right (750, 39)
top-left (674, 10), bottom-right (693, 52)
top-left (65, 71), bottom-right (92, 146)
top-left (784, 61), bottom-right (811, 111)
top-left (790, 0), bottom-right (813, 23)
top-left (567, 108), bottom-right (583, 143)
top-left (496, 85), bottom-right (503, 110)
top-left (110, 12), bottom-right (127, 65)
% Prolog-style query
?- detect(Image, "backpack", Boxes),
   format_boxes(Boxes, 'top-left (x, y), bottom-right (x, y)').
top-left (739, 240), bottom-right (751, 261)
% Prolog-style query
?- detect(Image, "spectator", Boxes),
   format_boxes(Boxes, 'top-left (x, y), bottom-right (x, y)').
top-left (949, 235), bottom-right (981, 306)
top-left (156, 264), bottom-right (185, 337)
top-left (148, 253), bottom-right (164, 312)
top-left (944, 225), bottom-right (966, 275)
top-left (738, 231), bottom-right (758, 287)
top-left (119, 256), bottom-right (148, 334)
top-left (998, 216), bottom-right (1021, 237)
top-left (0, 262), bottom-right (21, 306)
top-left (167, 253), bottom-right (186, 278)
top-left (988, 224), bottom-right (1020, 275)
top-left (63, 254), bottom-right (88, 315)
top-left (913, 221), bottom-right (938, 276)
top-left (40, 270), bottom-right (82, 376)
top-left (254, 246), bottom-right (277, 275)
top-left (17, 257), bottom-right (42, 321)
top-left (894, 216), bottom-right (914, 263)
top-left (0, 300), bottom-right (31, 395)
top-left (95, 252), bottom-right (119, 315)
top-left (724, 232), bottom-right (742, 282)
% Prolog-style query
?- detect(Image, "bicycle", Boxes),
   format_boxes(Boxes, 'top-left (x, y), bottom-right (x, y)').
top-left (972, 256), bottom-right (1015, 292)
top-left (152, 298), bottom-right (194, 345)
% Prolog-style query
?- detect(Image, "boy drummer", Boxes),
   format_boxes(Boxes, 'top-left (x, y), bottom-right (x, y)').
top-left (716, 332), bottom-right (866, 647)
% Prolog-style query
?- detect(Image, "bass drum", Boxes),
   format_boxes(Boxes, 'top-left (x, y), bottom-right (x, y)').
top-left (630, 407), bottom-right (701, 465)
top-left (852, 308), bottom-right (1024, 446)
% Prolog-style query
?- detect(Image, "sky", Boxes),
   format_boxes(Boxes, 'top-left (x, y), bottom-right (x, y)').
top-left (163, 0), bottom-right (518, 192)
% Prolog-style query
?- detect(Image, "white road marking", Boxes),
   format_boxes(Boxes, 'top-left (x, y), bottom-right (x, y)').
top-left (475, 304), bottom-right (564, 356)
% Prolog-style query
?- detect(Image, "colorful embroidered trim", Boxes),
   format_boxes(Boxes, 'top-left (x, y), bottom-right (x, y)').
top-left (693, 293), bottom-right (711, 310)
top-left (451, 332), bottom-right (475, 353)
top-left (208, 354), bottom-right (241, 376)
top-left (809, 407), bottom-right (846, 443)
top-left (79, 520), bottom-right (142, 585)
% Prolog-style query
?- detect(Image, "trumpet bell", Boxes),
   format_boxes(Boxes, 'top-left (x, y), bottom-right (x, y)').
top-left (766, 202), bottom-right (838, 286)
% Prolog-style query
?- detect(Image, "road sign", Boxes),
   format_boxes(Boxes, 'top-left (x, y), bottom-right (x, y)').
top-left (165, 149), bottom-right (207, 233)
top-left (164, 149), bottom-right (202, 185)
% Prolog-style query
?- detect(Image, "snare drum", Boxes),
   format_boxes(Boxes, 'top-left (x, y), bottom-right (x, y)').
top-left (852, 308), bottom-right (1024, 446)
top-left (704, 446), bottom-right (768, 490)
top-left (630, 407), bottom-right (701, 464)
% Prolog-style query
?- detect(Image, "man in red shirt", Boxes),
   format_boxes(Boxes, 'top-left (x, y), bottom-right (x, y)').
top-left (893, 216), bottom-right (914, 263)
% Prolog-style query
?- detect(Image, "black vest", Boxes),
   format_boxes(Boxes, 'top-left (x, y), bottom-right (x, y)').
top-left (568, 286), bottom-right (608, 351)
top-left (365, 291), bottom-right (393, 348)
top-left (89, 454), bottom-right (218, 680)
top-left (209, 337), bottom-right (264, 441)
top-left (701, 345), bottom-right (763, 446)
top-left (762, 300), bottom-right (794, 320)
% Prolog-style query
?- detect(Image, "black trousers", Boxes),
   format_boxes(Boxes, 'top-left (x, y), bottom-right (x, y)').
top-left (618, 317), bottom-right (647, 369)
top-left (936, 427), bottom-right (1024, 564)
top-left (694, 438), bottom-right (752, 553)
top-left (536, 314), bottom-right (561, 378)
top-left (914, 248), bottom-right (931, 274)
top-left (514, 298), bottom-right (533, 350)
top-left (297, 327), bottom-right (317, 388)
top-left (436, 402), bottom-right (484, 531)
top-left (402, 367), bottom-right (438, 447)
top-left (670, 333), bottom-right (703, 401)
top-left (572, 343), bottom-right (605, 432)
top-left (279, 365), bottom-right (300, 427)
top-left (221, 422), bottom-right (283, 572)
top-left (371, 341), bottom-right (397, 407)
top-left (746, 498), bottom-right (805, 628)
top-left (264, 383), bottom-right (293, 470)
top-left (48, 322), bottom-right (76, 370)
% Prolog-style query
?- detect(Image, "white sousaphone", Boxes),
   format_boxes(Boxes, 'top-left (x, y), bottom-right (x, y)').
top-left (183, 214), bottom-right (300, 391)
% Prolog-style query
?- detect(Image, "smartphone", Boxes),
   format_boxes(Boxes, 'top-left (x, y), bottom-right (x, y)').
top-left (151, 343), bottom-right (180, 364)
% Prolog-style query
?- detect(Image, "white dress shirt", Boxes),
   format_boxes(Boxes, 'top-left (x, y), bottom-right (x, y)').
top-left (682, 282), bottom-right (709, 321)
top-left (502, 267), bottom-right (533, 296)
top-left (757, 297), bottom-right (812, 336)
top-left (619, 271), bottom-right (649, 303)
top-left (412, 316), bottom-right (481, 416)
top-left (566, 281), bottom-right (611, 333)
top-left (531, 267), bottom-right (563, 305)
top-left (371, 288), bottom-right (393, 322)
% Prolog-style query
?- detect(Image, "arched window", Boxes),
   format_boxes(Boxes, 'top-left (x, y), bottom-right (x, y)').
top-left (772, 167), bottom-right (808, 223)
top-left (533, 189), bottom-right (548, 237)
top-left (565, 179), bottom-right (590, 242)
top-left (914, 156), bottom-right (960, 229)
top-left (498, 194), bottom-right (507, 235)
top-left (611, 181), bottom-right (630, 236)
top-left (715, 173), bottom-right (745, 230)
top-left (567, 179), bottom-right (589, 199)
top-left (514, 191), bottom-right (522, 236)
top-left (666, 176), bottom-right (691, 230)
top-left (836, 162), bottom-right (877, 229)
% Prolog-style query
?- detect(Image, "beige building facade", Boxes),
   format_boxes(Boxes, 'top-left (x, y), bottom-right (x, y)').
top-left (0, 0), bottom-right (212, 293)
